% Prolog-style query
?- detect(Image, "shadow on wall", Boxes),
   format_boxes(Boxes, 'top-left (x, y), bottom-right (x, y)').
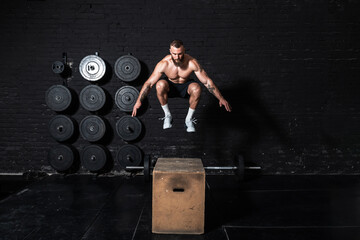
top-left (198, 78), bottom-right (291, 164)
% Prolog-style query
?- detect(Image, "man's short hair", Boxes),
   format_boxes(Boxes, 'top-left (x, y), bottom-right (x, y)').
top-left (170, 40), bottom-right (184, 48)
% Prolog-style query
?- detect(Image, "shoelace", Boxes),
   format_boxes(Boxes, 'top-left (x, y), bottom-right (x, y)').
top-left (186, 118), bottom-right (198, 125)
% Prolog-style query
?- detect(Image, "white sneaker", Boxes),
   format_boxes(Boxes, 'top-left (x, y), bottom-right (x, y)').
top-left (185, 118), bottom-right (197, 132)
top-left (160, 115), bottom-right (172, 129)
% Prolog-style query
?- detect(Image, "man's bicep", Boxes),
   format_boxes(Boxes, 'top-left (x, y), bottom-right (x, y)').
top-left (194, 68), bottom-right (210, 85)
top-left (145, 75), bottom-right (160, 88)
top-left (192, 59), bottom-right (209, 84)
top-left (148, 63), bottom-right (165, 85)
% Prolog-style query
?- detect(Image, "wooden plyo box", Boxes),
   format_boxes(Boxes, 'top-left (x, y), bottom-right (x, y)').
top-left (152, 158), bottom-right (205, 234)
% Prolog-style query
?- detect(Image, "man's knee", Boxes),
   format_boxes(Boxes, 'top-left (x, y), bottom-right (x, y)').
top-left (188, 83), bottom-right (201, 96)
top-left (156, 80), bottom-right (169, 93)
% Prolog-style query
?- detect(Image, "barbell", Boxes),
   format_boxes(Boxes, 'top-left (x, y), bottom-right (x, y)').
top-left (125, 155), bottom-right (261, 182)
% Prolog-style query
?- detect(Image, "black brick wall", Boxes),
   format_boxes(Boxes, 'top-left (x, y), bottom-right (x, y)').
top-left (0, 0), bottom-right (359, 174)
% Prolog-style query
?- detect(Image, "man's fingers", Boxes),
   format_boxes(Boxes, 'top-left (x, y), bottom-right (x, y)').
top-left (132, 109), bottom-right (137, 117)
top-left (219, 100), bottom-right (232, 112)
top-left (220, 101), bottom-right (231, 112)
top-left (226, 104), bottom-right (232, 112)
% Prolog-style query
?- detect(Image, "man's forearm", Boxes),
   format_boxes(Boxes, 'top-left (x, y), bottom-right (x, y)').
top-left (138, 82), bottom-right (151, 103)
top-left (206, 82), bottom-right (223, 100)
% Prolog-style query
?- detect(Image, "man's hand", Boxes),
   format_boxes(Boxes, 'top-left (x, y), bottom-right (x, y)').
top-left (219, 98), bottom-right (232, 112)
top-left (132, 101), bottom-right (142, 117)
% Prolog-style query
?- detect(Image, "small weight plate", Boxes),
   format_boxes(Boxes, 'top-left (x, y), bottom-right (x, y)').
top-left (80, 115), bottom-right (106, 142)
top-left (117, 144), bottom-right (142, 168)
top-left (81, 144), bottom-right (107, 172)
top-left (116, 116), bottom-right (142, 142)
top-left (144, 155), bottom-right (150, 182)
top-left (48, 144), bottom-right (74, 172)
top-left (80, 85), bottom-right (106, 111)
top-left (115, 86), bottom-right (139, 112)
top-left (52, 61), bottom-right (65, 74)
top-left (48, 115), bottom-right (75, 142)
top-left (79, 55), bottom-right (106, 81)
top-left (45, 85), bottom-right (72, 112)
top-left (114, 55), bottom-right (141, 82)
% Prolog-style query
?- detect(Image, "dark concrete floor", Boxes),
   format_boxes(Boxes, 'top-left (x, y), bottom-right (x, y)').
top-left (0, 174), bottom-right (360, 239)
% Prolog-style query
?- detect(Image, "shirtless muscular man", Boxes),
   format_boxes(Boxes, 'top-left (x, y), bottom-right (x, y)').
top-left (132, 40), bottom-right (231, 132)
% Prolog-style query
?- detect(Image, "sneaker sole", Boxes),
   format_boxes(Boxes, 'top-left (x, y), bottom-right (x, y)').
top-left (184, 123), bottom-right (195, 132)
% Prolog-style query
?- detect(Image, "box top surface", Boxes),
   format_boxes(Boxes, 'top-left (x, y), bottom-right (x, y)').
top-left (154, 158), bottom-right (204, 173)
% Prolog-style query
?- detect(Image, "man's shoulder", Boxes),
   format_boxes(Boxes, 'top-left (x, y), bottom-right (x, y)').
top-left (185, 55), bottom-right (199, 64)
top-left (158, 55), bottom-right (171, 65)
top-left (154, 56), bottom-right (170, 73)
top-left (186, 55), bottom-right (200, 70)
top-left (157, 55), bottom-right (169, 63)
top-left (161, 54), bottom-right (172, 61)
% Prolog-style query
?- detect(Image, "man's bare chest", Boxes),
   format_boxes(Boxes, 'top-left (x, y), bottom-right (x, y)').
top-left (164, 66), bottom-right (193, 80)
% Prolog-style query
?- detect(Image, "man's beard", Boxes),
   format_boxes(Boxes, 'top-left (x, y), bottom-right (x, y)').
top-left (172, 56), bottom-right (184, 66)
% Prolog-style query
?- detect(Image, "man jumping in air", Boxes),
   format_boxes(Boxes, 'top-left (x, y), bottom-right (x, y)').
top-left (132, 40), bottom-right (231, 132)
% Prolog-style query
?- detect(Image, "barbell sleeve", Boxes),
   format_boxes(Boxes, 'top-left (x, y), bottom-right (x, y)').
top-left (126, 166), bottom-right (145, 170)
top-left (205, 166), bottom-right (261, 170)
top-left (126, 166), bottom-right (261, 170)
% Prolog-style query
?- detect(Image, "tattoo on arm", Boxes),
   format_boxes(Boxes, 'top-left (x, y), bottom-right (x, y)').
top-left (140, 85), bottom-right (150, 102)
top-left (206, 83), bottom-right (215, 95)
